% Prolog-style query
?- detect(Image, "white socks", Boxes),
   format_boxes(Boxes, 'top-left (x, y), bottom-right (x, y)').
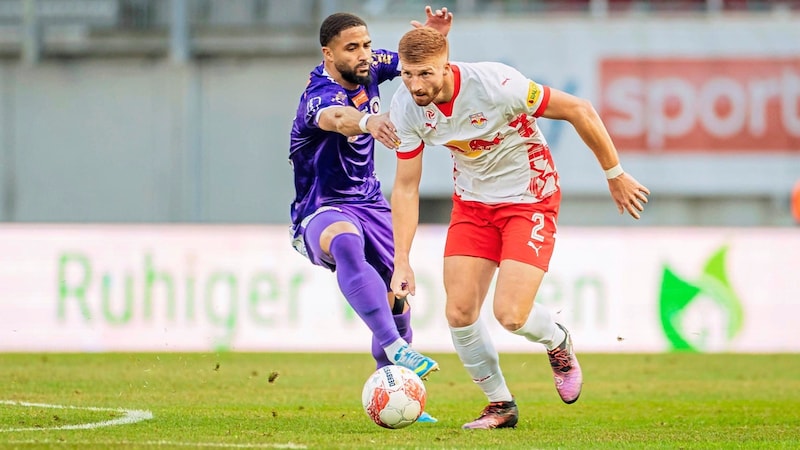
top-left (450, 319), bottom-right (513, 403)
top-left (384, 338), bottom-right (409, 362)
top-left (511, 303), bottom-right (565, 351)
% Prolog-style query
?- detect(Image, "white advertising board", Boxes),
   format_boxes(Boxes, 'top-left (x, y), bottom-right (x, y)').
top-left (0, 225), bottom-right (798, 353)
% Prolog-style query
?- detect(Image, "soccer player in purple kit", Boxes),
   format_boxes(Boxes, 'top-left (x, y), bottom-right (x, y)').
top-left (288, 6), bottom-right (453, 422)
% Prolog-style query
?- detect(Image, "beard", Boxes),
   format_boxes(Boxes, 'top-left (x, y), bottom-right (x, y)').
top-left (412, 93), bottom-right (433, 106)
top-left (338, 62), bottom-right (372, 86)
top-left (411, 84), bottom-right (443, 107)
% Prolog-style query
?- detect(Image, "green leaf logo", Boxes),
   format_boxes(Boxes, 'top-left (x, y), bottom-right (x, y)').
top-left (659, 246), bottom-right (744, 352)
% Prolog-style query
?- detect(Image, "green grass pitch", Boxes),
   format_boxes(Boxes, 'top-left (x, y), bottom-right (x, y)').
top-left (1, 352), bottom-right (799, 449)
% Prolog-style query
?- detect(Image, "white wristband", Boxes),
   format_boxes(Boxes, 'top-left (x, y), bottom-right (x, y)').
top-left (358, 113), bottom-right (372, 134)
top-left (604, 164), bottom-right (624, 179)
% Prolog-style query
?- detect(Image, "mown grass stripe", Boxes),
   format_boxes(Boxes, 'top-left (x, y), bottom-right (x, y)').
top-left (4, 440), bottom-right (307, 449)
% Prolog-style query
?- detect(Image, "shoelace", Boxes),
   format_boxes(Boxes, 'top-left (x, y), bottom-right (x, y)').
top-left (396, 348), bottom-right (426, 367)
top-left (548, 347), bottom-right (572, 372)
top-left (480, 402), bottom-right (513, 418)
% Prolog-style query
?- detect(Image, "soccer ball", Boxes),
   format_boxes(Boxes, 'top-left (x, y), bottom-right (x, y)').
top-left (361, 365), bottom-right (427, 429)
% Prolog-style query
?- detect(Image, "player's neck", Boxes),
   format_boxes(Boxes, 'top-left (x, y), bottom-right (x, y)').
top-left (434, 73), bottom-right (456, 104)
top-left (324, 61), bottom-right (359, 91)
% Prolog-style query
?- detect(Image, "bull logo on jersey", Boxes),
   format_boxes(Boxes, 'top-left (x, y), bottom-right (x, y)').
top-left (469, 112), bottom-right (488, 129)
top-left (444, 132), bottom-right (504, 158)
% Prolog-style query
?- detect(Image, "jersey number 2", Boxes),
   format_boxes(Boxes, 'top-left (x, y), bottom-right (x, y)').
top-left (526, 212), bottom-right (545, 255)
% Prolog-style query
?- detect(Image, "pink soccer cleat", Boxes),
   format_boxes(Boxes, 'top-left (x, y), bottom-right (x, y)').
top-left (547, 323), bottom-right (583, 404)
top-left (461, 399), bottom-right (519, 430)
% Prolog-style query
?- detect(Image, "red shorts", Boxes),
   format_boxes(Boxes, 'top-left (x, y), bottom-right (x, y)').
top-left (444, 191), bottom-right (561, 272)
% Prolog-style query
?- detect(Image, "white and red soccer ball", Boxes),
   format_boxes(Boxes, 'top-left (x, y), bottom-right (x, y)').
top-left (361, 365), bottom-right (427, 429)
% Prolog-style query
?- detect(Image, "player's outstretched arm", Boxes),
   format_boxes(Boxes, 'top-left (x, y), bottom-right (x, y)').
top-left (411, 6), bottom-right (453, 36)
top-left (390, 154), bottom-right (424, 297)
top-left (317, 107), bottom-right (400, 148)
top-left (542, 88), bottom-right (650, 219)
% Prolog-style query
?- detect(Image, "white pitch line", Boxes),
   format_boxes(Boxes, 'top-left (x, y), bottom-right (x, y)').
top-left (4, 440), bottom-right (307, 449)
top-left (1, 401), bottom-right (307, 449)
top-left (0, 400), bottom-right (153, 431)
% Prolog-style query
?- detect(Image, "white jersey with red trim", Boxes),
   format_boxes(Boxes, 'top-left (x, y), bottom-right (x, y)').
top-left (391, 61), bottom-right (559, 204)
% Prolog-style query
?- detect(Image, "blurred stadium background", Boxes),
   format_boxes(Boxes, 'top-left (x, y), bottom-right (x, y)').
top-left (0, 0), bottom-right (798, 355)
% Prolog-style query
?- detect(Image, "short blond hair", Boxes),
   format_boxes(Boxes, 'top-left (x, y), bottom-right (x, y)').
top-left (398, 27), bottom-right (448, 65)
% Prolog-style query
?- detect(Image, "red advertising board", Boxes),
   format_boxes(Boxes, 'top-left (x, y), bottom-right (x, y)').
top-left (599, 58), bottom-right (800, 152)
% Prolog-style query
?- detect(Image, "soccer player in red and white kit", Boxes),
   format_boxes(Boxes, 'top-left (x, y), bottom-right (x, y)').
top-left (388, 27), bottom-right (650, 429)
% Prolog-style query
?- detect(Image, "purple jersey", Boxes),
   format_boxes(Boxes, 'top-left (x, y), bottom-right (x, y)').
top-left (289, 49), bottom-right (400, 228)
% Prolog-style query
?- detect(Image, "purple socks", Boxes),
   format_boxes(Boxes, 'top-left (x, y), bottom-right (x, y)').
top-left (372, 309), bottom-right (412, 368)
top-left (329, 233), bottom-right (401, 354)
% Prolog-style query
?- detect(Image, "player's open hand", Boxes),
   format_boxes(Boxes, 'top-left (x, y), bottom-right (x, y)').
top-left (411, 6), bottom-right (453, 36)
top-left (366, 113), bottom-right (401, 149)
top-left (608, 172), bottom-right (650, 219)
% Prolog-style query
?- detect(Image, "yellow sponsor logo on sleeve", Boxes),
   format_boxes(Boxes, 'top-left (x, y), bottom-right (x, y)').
top-left (526, 81), bottom-right (541, 108)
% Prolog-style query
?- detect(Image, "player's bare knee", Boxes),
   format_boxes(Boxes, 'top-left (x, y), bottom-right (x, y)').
top-left (494, 310), bottom-right (526, 332)
top-left (445, 303), bottom-right (479, 328)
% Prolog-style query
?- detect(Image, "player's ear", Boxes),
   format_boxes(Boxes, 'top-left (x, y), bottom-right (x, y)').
top-left (321, 46), bottom-right (333, 62)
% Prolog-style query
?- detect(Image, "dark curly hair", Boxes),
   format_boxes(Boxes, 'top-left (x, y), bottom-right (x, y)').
top-left (319, 13), bottom-right (367, 47)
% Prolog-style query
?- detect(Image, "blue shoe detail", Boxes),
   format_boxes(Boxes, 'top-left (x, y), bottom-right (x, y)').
top-left (393, 345), bottom-right (440, 380)
top-left (417, 411), bottom-right (438, 423)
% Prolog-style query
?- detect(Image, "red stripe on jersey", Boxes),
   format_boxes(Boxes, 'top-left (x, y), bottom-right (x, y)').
top-left (533, 85), bottom-right (551, 118)
top-left (397, 142), bottom-right (424, 159)
top-left (435, 64), bottom-right (461, 118)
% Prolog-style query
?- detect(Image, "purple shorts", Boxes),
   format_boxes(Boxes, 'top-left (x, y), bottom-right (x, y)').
top-left (291, 200), bottom-right (395, 289)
